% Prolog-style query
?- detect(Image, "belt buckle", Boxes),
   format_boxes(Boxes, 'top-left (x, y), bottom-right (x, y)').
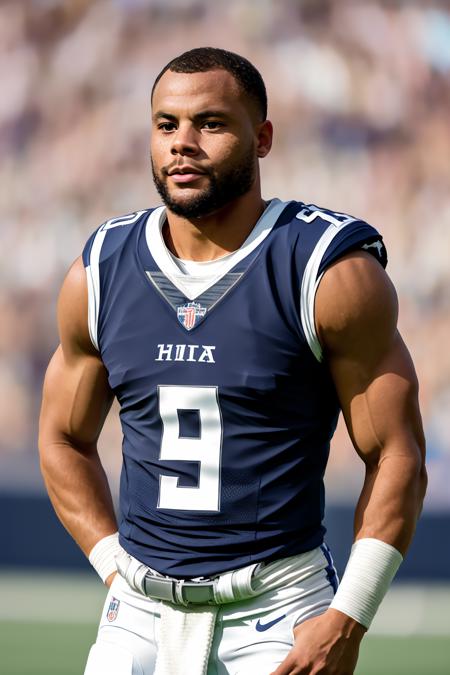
top-left (143, 574), bottom-right (177, 603)
top-left (176, 579), bottom-right (215, 606)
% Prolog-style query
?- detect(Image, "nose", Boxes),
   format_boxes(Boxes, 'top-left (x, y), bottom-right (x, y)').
top-left (171, 123), bottom-right (199, 156)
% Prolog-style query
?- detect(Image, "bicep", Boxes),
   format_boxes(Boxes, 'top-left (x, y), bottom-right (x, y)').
top-left (39, 257), bottom-right (113, 450)
top-left (330, 332), bottom-right (424, 466)
top-left (40, 345), bottom-right (113, 449)
top-left (316, 252), bottom-right (425, 465)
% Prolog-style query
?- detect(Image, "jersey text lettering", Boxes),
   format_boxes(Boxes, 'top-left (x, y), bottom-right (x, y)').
top-left (155, 344), bottom-right (216, 363)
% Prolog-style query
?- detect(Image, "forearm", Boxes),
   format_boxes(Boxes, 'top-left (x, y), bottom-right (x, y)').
top-left (354, 449), bottom-right (427, 555)
top-left (327, 444), bottom-right (426, 630)
top-left (40, 438), bottom-right (118, 557)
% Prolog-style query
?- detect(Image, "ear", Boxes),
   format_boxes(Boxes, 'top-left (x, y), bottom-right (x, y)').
top-left (256, 119), bottom-right (273, 158)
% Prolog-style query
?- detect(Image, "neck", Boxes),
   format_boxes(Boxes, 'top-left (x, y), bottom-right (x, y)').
top-left (163, 187), bottom-right (266, 262)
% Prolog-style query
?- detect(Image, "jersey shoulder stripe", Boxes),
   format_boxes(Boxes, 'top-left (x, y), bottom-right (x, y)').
top-left (296, 203), bottom-right (386, 361)
top-left (82, 209), bottom-right (151, 350)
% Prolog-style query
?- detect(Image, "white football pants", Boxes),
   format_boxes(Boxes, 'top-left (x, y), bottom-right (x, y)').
top-left (84, 545), bottom-right (337, 675)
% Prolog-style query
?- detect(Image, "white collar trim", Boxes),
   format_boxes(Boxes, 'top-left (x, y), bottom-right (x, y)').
top-left (144, 199), bottom-right (288, 300)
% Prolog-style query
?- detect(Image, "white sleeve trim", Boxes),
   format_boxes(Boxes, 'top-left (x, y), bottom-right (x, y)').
top-left (85, 211), bottom-right (147, 351)
top-left (300, 220), bottom-right (356, 362)
top-left (85, 228), bottom-right (107, 352)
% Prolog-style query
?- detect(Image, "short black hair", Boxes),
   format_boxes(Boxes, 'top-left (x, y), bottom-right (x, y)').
top-left (151, 47), bottom-right (267, 121)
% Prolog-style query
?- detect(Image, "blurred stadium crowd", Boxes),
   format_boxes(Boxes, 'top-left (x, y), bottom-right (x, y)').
top-left (1, 0), bottom-right (449, 506)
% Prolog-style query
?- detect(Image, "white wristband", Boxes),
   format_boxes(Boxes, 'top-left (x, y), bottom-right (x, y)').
top-left (88, 532), bottom-right (122, 583)
top-left (329, 537), bottom-right (403, 629)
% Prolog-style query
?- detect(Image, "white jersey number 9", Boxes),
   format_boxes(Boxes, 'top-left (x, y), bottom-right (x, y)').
top-left (157, 385), bottom-right (222, 511)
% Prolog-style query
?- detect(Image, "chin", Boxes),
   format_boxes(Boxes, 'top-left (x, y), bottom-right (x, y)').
top-left (166, 191), bottom-right (213, 213)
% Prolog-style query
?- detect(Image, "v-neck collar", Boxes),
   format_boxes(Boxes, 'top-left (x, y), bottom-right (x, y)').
top-left (144, 199), bottom-right (288, 301)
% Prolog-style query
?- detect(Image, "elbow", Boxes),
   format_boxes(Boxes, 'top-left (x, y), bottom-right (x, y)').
top-left (400, 417), bottom-right (428, 514)
top-left (38, 432), bottom-right (55, 483)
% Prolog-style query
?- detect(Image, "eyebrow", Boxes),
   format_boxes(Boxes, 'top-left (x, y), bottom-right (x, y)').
top-left (153, 109), bottom-right (231, 123)
top-left (153, 112), bottom-right (177, 122)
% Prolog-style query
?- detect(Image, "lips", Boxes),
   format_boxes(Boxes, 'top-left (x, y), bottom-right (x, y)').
top-left (169, 166), bottom-right (199, 173)
top-left (168, 167), bottom-right (206, 184)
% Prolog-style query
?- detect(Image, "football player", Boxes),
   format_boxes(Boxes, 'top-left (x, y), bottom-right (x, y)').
top-left (39, 48), bottom-right (426, 675)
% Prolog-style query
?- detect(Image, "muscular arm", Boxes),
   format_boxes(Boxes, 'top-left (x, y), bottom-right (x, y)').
top-left (316, 251), bottom-right (426, 554)
top-left (273, 251), bottom-right (426, 675)
top-left (39, 257), bottom-right (118, 575)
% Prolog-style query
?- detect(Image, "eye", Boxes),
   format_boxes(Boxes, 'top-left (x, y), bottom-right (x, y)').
top-left (158, 122), bottom-right (177, 132)
top-left (202, 121), bottom-right (224, 131)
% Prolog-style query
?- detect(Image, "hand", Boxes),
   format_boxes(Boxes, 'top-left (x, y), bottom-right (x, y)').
top-left (105, 571), bottom-right (117, 588)
top-left (270, 609), bottom-right (366, 675)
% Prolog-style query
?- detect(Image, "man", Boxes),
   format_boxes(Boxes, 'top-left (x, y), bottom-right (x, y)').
top-left (39, 48), bottom-right (426, 675)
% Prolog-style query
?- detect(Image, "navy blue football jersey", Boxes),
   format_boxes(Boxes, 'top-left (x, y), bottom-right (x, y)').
top-left (82, 199), bottom-right (387, 578)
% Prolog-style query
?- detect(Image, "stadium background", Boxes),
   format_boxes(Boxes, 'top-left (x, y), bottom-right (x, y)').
top-left (1, 0), bottom-right (449, 673)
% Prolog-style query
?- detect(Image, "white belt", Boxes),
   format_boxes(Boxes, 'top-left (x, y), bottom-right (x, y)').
top-left (116, 546), bottom-right (328, 607)
top-left (115, 549), bottom-right (260, 606)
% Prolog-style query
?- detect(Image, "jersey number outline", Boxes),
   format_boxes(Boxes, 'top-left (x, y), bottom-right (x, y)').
top-left (296, 204), bottom-right (356, 227)
top-left (157, 385), bottom-right (222, 511)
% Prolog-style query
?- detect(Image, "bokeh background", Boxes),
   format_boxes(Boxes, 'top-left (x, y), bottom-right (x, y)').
top-left (1, 1), bottom-right (449, 674)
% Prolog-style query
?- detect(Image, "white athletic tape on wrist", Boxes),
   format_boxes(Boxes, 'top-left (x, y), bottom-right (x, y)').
top-left (329, 537), bottom-right (403, 629)
top-left (88, 532), bottom-right (122, 583)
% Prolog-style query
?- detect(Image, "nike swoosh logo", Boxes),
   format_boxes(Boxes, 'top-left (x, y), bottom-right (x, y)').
top-left (255, 614), bottom-right (286, 632)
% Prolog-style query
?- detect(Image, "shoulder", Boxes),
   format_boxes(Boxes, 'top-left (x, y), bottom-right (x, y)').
top-left (82, 208), bottom-right (154, 267)
top-left (315, 250), bottom-right (398, 361)
top-left (284, 201), bottom-right (387, 268)
top-left (58, 256), bottom-right (95, 357)
top-left (292, 202), bottom-right (389, 361)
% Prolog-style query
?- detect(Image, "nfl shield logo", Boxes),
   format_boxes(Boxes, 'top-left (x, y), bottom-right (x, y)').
top-left (107, 597), bottom-right (120, 622)
top-left (177, 302), bottom-right (207, 330)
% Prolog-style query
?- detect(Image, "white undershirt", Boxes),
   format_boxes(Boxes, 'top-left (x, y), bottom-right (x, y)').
top-left (167, 248), bottom-right (237, 277)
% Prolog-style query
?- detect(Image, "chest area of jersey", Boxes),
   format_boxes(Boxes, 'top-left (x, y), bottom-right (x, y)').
top-left (99, 257), bottom-right (305, 396)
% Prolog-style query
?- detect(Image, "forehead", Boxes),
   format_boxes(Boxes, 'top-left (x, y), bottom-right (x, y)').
top-left (152, 69), bottom-right (250, 118)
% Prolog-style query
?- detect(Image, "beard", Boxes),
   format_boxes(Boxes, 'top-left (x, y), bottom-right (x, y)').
top-left (151, 148), bottom-right (256, 218)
